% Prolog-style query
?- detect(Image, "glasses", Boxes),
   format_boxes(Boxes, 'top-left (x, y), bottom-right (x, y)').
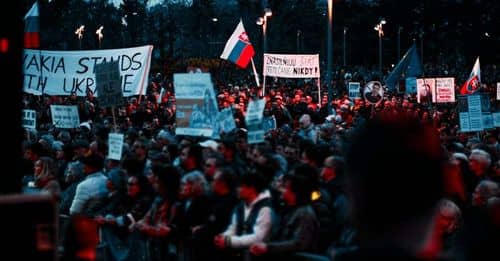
top-left (127, 182), bottom-right (139, 186)
top-left (133, 145), bottom-right (145, 149)
top-left (205, 164), bottom-right (215, 168)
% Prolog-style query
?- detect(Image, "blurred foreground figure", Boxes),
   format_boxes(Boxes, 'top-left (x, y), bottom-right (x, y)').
top-left (337, 112), bottom-right (447, 261)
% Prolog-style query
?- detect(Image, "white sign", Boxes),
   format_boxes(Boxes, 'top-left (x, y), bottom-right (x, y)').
top-left (348, 82), bottom-right (361, 99)
top-left (95, 60), bottom-right (123, 107)
top-left (435, 77), bottom-right (455, 103)
top-left (23, 45), bottom-right (153, 97)
top-left (245, 99), bottom-right (266, 144)
top-left (363, 81), bottom-right (384, 105)
top-left (467, 95), bottom-right (483, 132)
top-left (50, 105), bottom-right (79, 129)
top-left (215, 107), bottom-right (236, 134)
top-left (482, 113), bottom-right (494, 129)
top-left (263, 116), bottom-right (277, 132)
top-left (174, 73), bottom-right (218, 137)
top-left (417, 78), bottom-right (436, 103)
top-left (263, 54), bottom-right (320, 78)
top-left (405, 77), bottom-right (417, 94)
top-left (108, 133), bottom-right (124, 161)
top-left (497, 83), bottom-right (500, 100)
top-left (22, 109), bottom-right (36, 129)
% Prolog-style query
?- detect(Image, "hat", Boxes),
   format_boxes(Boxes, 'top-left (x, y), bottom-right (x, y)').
top-left (79, 122), bottom-right (91, 131)
top-left (107, 169), bottom-right (125, 192)
top-left (199, 140), bottom-right (219, 151)
top-left (149, 151), bottom-right (169, 163)
top-left (80, 154), bottom-right (104, 170)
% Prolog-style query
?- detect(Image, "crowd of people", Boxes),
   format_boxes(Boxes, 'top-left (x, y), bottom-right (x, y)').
top-left (18, 63), bottom-right (500, 261)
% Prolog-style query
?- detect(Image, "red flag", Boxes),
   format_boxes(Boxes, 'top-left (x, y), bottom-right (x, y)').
top-left (24, 1), bottom-right (39, 49)
top-left (459, 57), bottom-right (480, 95)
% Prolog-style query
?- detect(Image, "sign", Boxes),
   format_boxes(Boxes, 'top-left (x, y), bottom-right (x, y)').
top-left (22, 109), bottom-right (36, 129)
top-left (435, 77), bottom-right (455, 103)
top-left (245, 99), bottom-right (265, 144)
top-left (215, 107), bottom-right (236, 134)
top-left (493, 112), bottom-right (500, 127)
top-left (262, 116), bottom-right (277, 132)
top-left (482, 113), bottom-right (494, 129)
top-left (23, 45), bottom-right (153, 97)
top-left (107, 133), bottom-right (124, 161)
top-left (363, 81), bottom-right (384, 105)
top-left (50, 105), bottom-right (79, 129)
top-left (174, 73), bottom-right (219, 137)
top-left (263, 54), bottom-right (320, 78)
top-left (417, 78), bottom-right (436, 104)
top-left (348, 82), bottom-right (361, 99)
top-left (95, 60), bottom-right (123, 107)
top-left (405, 77), bottom-right (417, 94)
top-left (497, 83), bottom-right (500, 100)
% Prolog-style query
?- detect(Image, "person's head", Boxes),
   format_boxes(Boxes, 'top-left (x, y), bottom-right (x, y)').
top-left (65, 161), bottom-right (84, 184)
top-left (80, 154), bottom-right (104, 175)
top-left (282, 172), bottom-right (315, 206)
top-left (434, 198), bottom-right (462, 235)
top-left (180, 144), bottom-right (203, 170)
top-left (212, 167), bottom-right (236, 196)
top-left (152, 164), bottom-right (180, 201)
top-left (34, 156), bottom-right (56, 183)
top-left (238, 173), bottom-right (267, 203)
top-left (472, 180), bottom-right (500, 207)
top-left (203, 154), bottom-right (224, 180)
top-left (180, 172), bottom-right (208, 199)
top-left (299, 114), bottom-right (312, 129)
top-left (320, 155), bottom-right (345, 183)
top-left (468, 149), bottom-right (492, 177)
top-left (345, 112), bottom-right (445, 243)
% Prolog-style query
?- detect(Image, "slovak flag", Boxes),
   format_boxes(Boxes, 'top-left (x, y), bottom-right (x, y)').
top-left (459, 57), bottom-right (481, 95)
top-left (24, 1), bottom-right (40, 49)
top-left (220, 20), bottom-right (255, 69)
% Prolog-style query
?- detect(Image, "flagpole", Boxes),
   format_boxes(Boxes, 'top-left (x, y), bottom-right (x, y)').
top-left (250, 58), bottom-right (260, 88)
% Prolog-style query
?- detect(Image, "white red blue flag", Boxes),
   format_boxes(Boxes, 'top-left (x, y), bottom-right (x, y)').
top-left (24, 1), bottom-right (40, 49)
top-left (220, 20), bottom-right (255, 69)
top-left (459, 57), bottom-right (481, 95)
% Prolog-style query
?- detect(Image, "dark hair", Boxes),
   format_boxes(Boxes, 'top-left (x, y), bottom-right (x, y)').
top-left (153, 164), bottom-right (180, 202)
top-left (345, 113), bottom-right (445, 233)
top-left (215, 166), bottom-right (237, 192)
top-left (239, 173), bottom-right (267, 193)
top-left (284, 172), bottom-right (315, 205)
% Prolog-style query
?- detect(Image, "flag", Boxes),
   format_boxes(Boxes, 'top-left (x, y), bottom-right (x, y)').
top-left (459, 57), bottom-right (481, 95)
top-left (220, 20), bottom-right (255, 68)
top-left (24, 1), bottom-right (39, 49)
top-left (384, 43), bottom-right (423, 91)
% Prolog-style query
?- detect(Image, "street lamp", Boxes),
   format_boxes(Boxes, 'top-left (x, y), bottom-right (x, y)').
top-left (343, 26), bottom-right (348, 66)
top-left (326, 0), bottom-right (333, 113)
top-left (257, 8), bottom-right (272, 95)
top-left (75, 25), bottom-right (85, 50)
top-left (374, 18), bottom-right (386, 81)
top-left (397, 26), bottom-right (403, 61)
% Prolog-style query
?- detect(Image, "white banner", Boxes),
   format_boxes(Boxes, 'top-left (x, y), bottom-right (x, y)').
top-left (174, 73), bottom-right (219, 137)
top-left (22, 109), bottom-right (36, 129)
top-left (50, 105), bottom-right (80, 129)
top-left (417, 78), bottom-right (436, 103)
top-left (23, 45), bottom-right (153, 97)
top-left (108, 133), bottom-right (124, 161)
top-left (263, 54), bottom-right (320, 78)
top-left (435, 77), bottom-right (455, 103)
